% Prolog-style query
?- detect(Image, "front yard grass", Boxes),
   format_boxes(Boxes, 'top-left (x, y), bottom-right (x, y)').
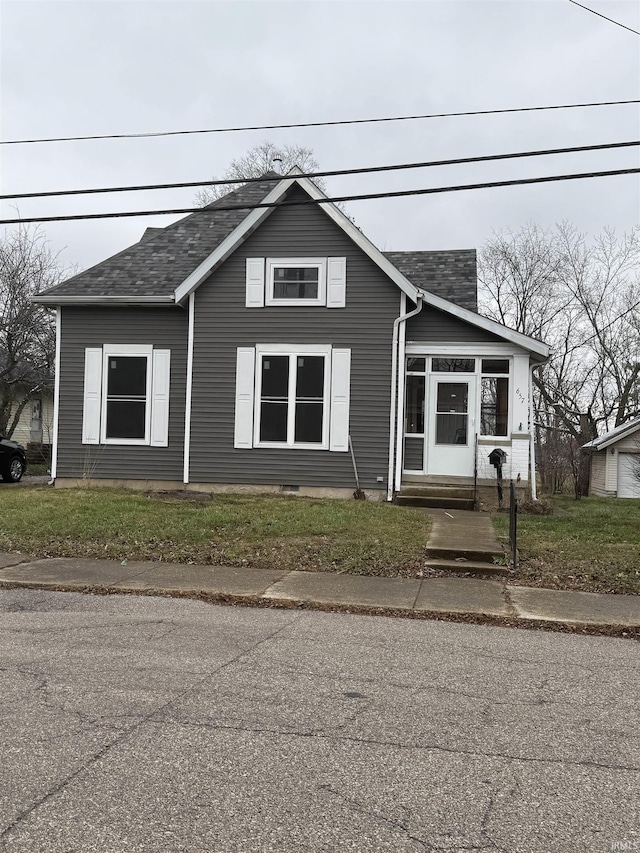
top-left (0, 487), bottom-right (430, 576)
top-left (493, 495), bottom-right (640, 595)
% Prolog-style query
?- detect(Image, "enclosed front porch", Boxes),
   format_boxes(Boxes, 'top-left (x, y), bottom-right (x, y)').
top-left (396, 347), bottom-right (533, 505)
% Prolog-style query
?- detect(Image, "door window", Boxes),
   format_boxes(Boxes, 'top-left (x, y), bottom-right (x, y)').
top-left (435, 382), bottom-right (468, 445)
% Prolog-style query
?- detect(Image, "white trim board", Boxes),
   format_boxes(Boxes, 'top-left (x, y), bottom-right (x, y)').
top-left (50, 308), bottom-right (62, 479)
top-left (406, 343), bottom-right (532, 356)
top-left (173, 170), bottom-right (549, 360)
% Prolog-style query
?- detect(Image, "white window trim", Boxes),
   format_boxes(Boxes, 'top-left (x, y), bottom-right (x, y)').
top-left (253, 344), bottom-right (331, 450)
top-left (479, 361), bottom-right (512, 441)
top-left (265, 258), bottom-right (327, 307)
top-left (100, 345), bottom-right (153, 446)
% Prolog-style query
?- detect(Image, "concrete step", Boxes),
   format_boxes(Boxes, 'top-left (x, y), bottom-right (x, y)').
top-left (424, 557), bottom-right (509, 577)
top-left (426, 545), bottom-right (504, 563)
top-left (399, 486), bottom-right (475, 499)
top-left (396, 495), bottom-right (475, 511)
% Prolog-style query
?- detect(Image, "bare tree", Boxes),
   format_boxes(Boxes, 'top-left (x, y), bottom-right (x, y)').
top-left (479, 222), bottom-right (640, 498)
top-left (194, 141), bottom-right (327, 206)
top-left (0, 224), bottom-right (66, 438)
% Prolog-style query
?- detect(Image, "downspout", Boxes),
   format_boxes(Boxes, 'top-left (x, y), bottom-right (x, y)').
top-left (529, 363), bottom-right (538, 501)
top-left (387, 292), bottom-right (425, 501)
top-left (49, 307), bottom-right (61, 485)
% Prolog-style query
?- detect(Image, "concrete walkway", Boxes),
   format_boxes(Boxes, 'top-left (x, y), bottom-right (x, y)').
top-left (0, 551), bottom-right (638, 633)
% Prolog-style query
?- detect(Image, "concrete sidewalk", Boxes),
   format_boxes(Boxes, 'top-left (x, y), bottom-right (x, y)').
top-left (0, 551), bottom-right (638, 633)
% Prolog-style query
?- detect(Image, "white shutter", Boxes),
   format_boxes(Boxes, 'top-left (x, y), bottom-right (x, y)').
top-left (245, 258), bottom-right (265, 307)
top-left (150, 349), bottom-right (171, 447)
top-left (326, 257), bottom-right (346, 308)
top-left (82, 348), bottom-right (103, 444)
top-left (234, 347), bottom-right (256, 448)
top-left (329, 348), bottom-right (351, 451)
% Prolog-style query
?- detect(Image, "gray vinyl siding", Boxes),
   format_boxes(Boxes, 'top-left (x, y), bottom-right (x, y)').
top-left (189, 188), bottom-right (400, 489)
top-left (57, 307), bottom-right (188, 480)
top-left (406, 305), bottom-right (505, 343)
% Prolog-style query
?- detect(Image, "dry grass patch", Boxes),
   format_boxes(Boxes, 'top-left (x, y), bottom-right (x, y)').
top-left (0, 487), bottom-right (430, 576)
top-left (493, 495), bottom-right (640, 594)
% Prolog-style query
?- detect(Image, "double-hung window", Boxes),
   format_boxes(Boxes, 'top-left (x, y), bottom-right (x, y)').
top-left (82, 345), bottom-right (171, 446)
top-left (104, 351), bottom-right (150, 441)
top-left (234, 345), bottom-right (351, 452)
top-left (256, 346), bottom-right (330, 448)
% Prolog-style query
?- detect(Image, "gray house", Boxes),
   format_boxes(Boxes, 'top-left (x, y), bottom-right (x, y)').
top-left (35, 171), bottom-right (549, 501)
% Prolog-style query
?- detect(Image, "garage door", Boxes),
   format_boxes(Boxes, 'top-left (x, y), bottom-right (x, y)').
top-left (617, 453), bottom-right (640, 498)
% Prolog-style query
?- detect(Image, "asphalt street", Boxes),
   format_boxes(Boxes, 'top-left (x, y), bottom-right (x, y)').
top-left (0, 589), bottom-right (638, 852)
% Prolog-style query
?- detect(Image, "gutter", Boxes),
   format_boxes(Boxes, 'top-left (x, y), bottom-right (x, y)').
top-left (31, 295), bottom-right (176, 306)
top-left (387, 292), bottom-right (424, 501)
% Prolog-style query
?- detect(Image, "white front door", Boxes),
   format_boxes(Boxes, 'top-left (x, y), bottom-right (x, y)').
top-left (426, 377), bottom-right (476, 476)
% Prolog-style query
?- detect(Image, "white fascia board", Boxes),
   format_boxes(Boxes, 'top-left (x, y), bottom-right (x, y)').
top-left (174, 179), bottom-right (299, 303)
top-left (291, 176), bottom-right (550, 360)
top-left (582, 419), bottom-right (640, 450)
top-left (412, 290), bottom-right (550, 360)
top-left (32, 295), bottom-right (176, 306)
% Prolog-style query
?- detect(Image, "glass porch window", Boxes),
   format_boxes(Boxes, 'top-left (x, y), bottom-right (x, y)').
top-left (480, 359), bottom-right (509, 436)
top-left (431, 358), bottom-right (475, 373)
top-left (405, 375), bottom-right (425, 434)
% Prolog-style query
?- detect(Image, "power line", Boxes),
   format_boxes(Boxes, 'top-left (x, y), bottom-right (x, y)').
top-left (2, 140), bottom-right (638, 202)
top-left (2, 167), bottom-right (638, 226)
top-left (3, 99), bottom-right (640, 146)
top-left (567, 0), bottom-right (640, 35)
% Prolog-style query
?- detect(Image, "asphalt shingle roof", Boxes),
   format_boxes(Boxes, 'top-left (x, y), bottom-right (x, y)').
top-left (383, 250), bottom-right (477, 311)
top-left (42, 175), bottom-right (283, 299)
top-left (41, 175), bottom-right (478, 310)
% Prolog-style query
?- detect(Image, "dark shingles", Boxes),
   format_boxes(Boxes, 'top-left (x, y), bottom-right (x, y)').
top-left (41, 175), bottom-right (282, 299)
top-left (383, 250), bottom-right (477, 311)
top-left (41, 177), bottom-right (478, 312)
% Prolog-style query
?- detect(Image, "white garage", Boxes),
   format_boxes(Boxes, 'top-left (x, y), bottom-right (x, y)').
top-left (583, 417), bottom-right (640, 499)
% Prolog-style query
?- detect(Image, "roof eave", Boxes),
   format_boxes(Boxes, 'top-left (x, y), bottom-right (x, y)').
top-left (32, 295), bottom-right (177, 306)
top-left (583, 419), bottom-right (640, 450)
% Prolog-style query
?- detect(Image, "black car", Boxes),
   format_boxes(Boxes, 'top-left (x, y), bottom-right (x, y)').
top-left (0, 435), bottom-right (27, 483)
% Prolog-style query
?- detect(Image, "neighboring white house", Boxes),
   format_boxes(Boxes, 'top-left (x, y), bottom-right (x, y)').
top-left (7, 392), bottom-right (54, 448)
top-left (583, 417), bottom-right (640, 498)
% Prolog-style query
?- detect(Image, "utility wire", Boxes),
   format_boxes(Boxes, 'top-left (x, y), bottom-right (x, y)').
top-left (2, 167), bottom-right (638, 226)
top-left (567, 0), bottom-right (640, 35)
top-left (2, 99), bottom-right (640, 146)
top-left (2, 140), bottom-right (638, 201)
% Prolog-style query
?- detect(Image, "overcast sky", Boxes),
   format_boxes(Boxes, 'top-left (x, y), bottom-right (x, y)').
top-left (1, 0), bottom-right (639, 275)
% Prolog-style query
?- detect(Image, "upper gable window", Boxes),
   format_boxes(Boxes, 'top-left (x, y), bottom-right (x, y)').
top-left (266, 259), bottom-right (326, 306)
top-left (246, 257), bottom-right (346, 308)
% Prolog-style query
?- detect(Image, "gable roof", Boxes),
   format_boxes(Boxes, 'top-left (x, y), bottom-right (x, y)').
top-left (35, 170), bottom-right (549, 359)
top-left (582, 416), bottom-right (640, 450)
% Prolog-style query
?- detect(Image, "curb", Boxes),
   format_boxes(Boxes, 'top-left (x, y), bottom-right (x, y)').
top-left (1, 578), bottom-right (638, 640)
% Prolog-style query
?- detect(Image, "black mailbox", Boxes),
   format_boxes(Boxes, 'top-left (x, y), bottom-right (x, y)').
top-left (488, 448), bottom-right (508, 473)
